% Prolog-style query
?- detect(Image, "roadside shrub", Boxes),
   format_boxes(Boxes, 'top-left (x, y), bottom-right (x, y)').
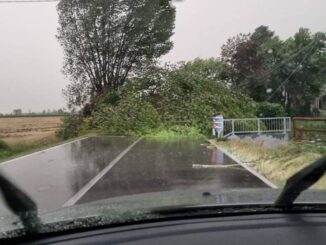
top-left (148, 125), bottom-right (203, 138)
top-left (94, 96), bottom-right (161, 135)
top-left (0, 139), bottom-right (10, 151)
top-left (257, 102), bottom-right (286, 118)
top-left (56, 113), bottom-right (83, 140)
top-left (188, 90), bottom-right (257, 134)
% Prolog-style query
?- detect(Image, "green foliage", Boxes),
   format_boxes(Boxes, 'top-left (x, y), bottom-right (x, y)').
top-left (0, 137), bottom-right (61, 163)
top-left (93, 96), bottom-right (161, 135)
top-left (221, 26), bottom-right (326, 116)
top-left (60, 58), bottom-right (258, 137)
top-left (0, 140), bottom-right (31, 162)
top-left (121, 59), bottom-right (256, 134)
top-left (221, 26), bottom-right (285, 102)
top-left (303, 143), bottom-right (326, 155)
top-left (278, 29), bottom-right (326, 115)
top-left (0, 140), bottom-right (19, 163)
top-left (98, 91), bottom-right (122, 107)
top-left (0, 149), bottom-right (21, 162)
top-left (257, 102), bottom-right (286, 117)
top-left (77, 59), bottom-right (257, 136)
top-left (147, 126), bottom-right (203, 138)
top-left (0, 139), bottom-right (10, 151)
top-left (181, 58), bottom-right (229, 81)
top-left (57, 0), bottom-right (175, 108)
top-left (56, 114), bottom-right (83, 140)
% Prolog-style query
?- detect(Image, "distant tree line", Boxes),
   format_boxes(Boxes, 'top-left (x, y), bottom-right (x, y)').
top-left (0, 109), bottom-right (65, 117)
top-left (221, 26), bottom-right (326, 116)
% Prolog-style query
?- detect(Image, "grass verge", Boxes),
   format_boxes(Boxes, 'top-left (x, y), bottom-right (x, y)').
top-left (0, 136), bottom-right (60, 163)
top-left (213, 140), bottom-right (325, 188)
top-left (145, 126), bottom-right (204, 139)
top-left (0, 134), bottom-right (93, 163)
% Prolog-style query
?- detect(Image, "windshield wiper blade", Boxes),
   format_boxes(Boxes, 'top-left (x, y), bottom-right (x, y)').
top-left (275, 157), bottom-right (326, 207)
top-left (0, 172), bottom-right (41, 234)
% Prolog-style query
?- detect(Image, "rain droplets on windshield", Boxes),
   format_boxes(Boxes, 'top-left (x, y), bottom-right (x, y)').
top-left (0, 0), bottom-right (326, 238)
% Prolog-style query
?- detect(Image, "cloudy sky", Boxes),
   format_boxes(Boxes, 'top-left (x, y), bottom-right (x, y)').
top-left (0, 0), bottom-right (325, 113)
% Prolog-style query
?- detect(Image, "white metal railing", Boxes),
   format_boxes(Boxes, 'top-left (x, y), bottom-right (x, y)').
top-left (223, 117), bottom-right (291, 138)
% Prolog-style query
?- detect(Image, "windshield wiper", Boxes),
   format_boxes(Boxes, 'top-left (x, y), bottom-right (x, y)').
top-left (275, 156), bottom-right (326, 207)
top-left (0, 172), bottom-right (41, 234)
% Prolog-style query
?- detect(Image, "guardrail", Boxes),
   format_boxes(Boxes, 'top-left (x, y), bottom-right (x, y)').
top-left (292, 117), bottom-right (326, 141)
top-left (223, 117), bottom-right (291, 138)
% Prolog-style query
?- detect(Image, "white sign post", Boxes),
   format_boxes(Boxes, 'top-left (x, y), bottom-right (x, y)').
top-left (212, 114), bottom-right (224, 138)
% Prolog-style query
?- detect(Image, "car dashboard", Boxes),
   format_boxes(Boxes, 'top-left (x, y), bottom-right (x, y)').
top-left (16, 213), bottom-right (326, 244)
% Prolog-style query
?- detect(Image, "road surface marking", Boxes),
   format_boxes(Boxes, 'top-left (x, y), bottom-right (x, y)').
top-left (62, 137), bottom-right (143, 207)
top-left (192, 164), bottom-right (240, 169)
top-left (0, 137), bottom-right (90, 166)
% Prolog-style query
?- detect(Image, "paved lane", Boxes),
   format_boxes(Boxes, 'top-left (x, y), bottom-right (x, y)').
top-left (78, 137), bottom-right (268, 205)
top-left (0, 137), bottom-right (136, 212)
top-left (0, 136), bottom-right (269, 214)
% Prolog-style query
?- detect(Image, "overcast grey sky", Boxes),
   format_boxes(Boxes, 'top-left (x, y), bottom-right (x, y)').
top-left (0, 0), bottom-right (325, 113)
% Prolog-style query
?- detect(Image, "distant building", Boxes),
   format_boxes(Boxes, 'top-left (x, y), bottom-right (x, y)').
top-left (13, 109), bottom-right (22, 116)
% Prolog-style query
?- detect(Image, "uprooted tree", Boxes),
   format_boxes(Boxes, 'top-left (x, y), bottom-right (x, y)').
top-left (57, 0), bottom-right (175, 108)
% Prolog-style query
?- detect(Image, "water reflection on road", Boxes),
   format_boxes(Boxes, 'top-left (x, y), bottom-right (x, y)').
top-left (78, 137), bottom-right (267, 205)
top-left (210, 147), bottom-right (235, 165)
top-left (0, 137), bottom-right (136, 211)
top-left (0, 137), bottom-right (268, 212)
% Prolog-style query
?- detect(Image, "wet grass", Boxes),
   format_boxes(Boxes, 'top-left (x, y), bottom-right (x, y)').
top-left (0, 116), bottom-right (64, 162)
top-left (0, 133), bottom-right (103, 163)
top-left (213, 140), bottom-right (325, 188)
top-left (144, 126), bottom-right (204, 139)
top-left (80, 125), bottom-right (205, 139)
top-left (0, 136), bottom-right (61, 163)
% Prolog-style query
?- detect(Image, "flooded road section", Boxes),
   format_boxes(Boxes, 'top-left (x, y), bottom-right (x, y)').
top-left (0, 137), bottom-right (268, 212)
top-left (78, 137), bottom-right (268, 205)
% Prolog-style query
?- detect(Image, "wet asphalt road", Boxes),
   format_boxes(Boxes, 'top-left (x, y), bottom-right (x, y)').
top-left (0, 137), bottom-right (136, 211)
top-left (0, 137), bottom-right (268, 213)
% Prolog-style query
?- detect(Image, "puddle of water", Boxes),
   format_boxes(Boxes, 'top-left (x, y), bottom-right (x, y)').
top-left (208, 146), bottom-right (236, 166)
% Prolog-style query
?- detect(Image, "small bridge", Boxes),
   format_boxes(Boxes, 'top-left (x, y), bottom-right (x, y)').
top-left (223, 117), bottom-right (291, 138)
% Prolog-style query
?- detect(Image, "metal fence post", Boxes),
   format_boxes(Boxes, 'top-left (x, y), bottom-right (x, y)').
top-left (232, 119), bottom-right (235, 135)
top-left (283, 117), bottom-right (287, 134)
top-left (292, 117), bottom-right (296, 140)
top-left (257, 118), bottom-right (261, 134)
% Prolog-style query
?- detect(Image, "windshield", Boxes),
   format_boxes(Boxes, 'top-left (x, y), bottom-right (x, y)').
top-left (0, 0), bottom-right (326, 239)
